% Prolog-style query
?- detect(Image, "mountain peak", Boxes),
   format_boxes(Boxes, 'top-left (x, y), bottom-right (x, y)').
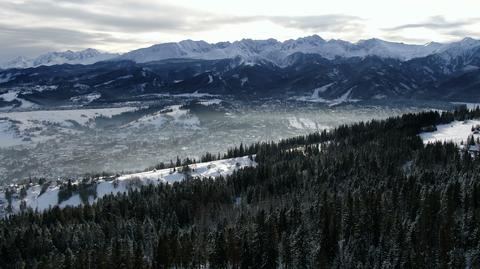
top-left (1, 49), bottom-right (118, 69)
top-left (293, 34), bottom-right (325, 44)
top-left (461, 37), bottom-right (477, 42)
top-left (424, 41), bottom-right (441, 47)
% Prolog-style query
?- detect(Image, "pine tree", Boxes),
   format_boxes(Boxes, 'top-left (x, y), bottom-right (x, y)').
top-left (209, 230), bottom-right (227, 269)
top-left (291, 224), bottom-right (309, 269)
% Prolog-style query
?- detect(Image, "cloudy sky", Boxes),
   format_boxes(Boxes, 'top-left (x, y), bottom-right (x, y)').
top-left (0, 0), bottom-right (479, 60)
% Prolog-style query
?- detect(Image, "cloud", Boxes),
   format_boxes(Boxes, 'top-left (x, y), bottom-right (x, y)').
top-left (0, 0), bottom-right (368, 60)
top-left (381, 16), bottom-right (480, 42)
top-left (0, 24), bottom-right (135, 50)
top-left (0, 1), bottom-right (213, 33)
top-left (385, 16), bottom-right (480, 31)
top-left (445, 29), bottom-right (480, 40)
top-left (266, 15), bottom-right (364, 32)
top-left (378, 34), bottom-right (435, 44)
top-left (0, 1), bottom-right (364, 34)
top-left (0, 23), bottom-right (136, 60)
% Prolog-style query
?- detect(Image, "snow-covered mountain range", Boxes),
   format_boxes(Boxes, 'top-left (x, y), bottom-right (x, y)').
top-left (2, 36), bottom-right (480, 69)
top-left (0, 48), bottom-right (118, 69)
top-left (1, 35), bottom-right (480, 106)
top-left (117, 35), bottom-right (451, 65)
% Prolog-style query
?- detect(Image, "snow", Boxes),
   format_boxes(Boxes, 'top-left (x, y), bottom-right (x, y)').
top-left (288, 117), bottom-right (318, 130)
top-left (0, 90), bottom-right (18, 102)
top-left (164, 105), bottom-right (200, 127)
top-left (311, 83), bottom-right (334, 99)
top-left (329, 88), bottom-right (356, 107)
top-left (463, 65), bottom-right (479, 72)
top-left (419, 120), bottom-right (480, 144)
top-left (127, 105), bottom-right (200, 128)
top-left (293, 84), bottom-right (359, 106)
top-left (128, 111), bottom-right (166, 128)
top-left (240, 77), bottom-right (248, 86)
top-left (208, 74), bottom-right (214, 84)
top-left (0, 73), bottom-right (13, 83)
top-left (1, 48), bottom-right (118, 69)
top-left (293, 83), bottom-right (334, 103)
top-left (69, 92), bottom-right (101, 104)
top-left (165, 105), bottom-right (186, 118)
top-left (438, 38), bottom-right (480, 61)
top-left (0, 156), bottom-right (257, 216)
top-left (73, 83), bottom-right (90, 90)
top-left (5, 184), bottom-right (60, 213)
top-left (399, 83), bottom-right (411, 90)
top-left (0, 120), bottom-right (23, 147)
top-left (118, 156), bottom-right (256, 183)
top-left (31, 85), bottom-right (58, 92)
top-left (59, 194), bottom-right (82, 208)
top-left (372, 94), bottom-right (387, 100)
top-left (199, 99), bottom-right (222, 106)
top-left (294, 96), bottom-right (329, 103)
top-left (0, 90), bottom-right (38, 109)
top-left (0, 107), bottom-right (137, 135)
top-left (175, 91), bottom-right (218, 98)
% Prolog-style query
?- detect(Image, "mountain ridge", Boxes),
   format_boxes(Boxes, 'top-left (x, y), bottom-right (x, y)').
top-left (2, 36), bottom-right (480, 70)
top-left (0, 48), bottom-right (119, 69)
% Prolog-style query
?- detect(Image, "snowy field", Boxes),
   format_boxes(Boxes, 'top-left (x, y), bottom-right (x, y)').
top-left (420, 120), bottom-right (480, 145)
top-left (126, 105), bottom-right (199, 128)
top-left (0, 156), bottom-right (256, 216)
top-left (0, 107), bottom-right (137, 146)
top-left (0, 106), bottom-right (137, 130)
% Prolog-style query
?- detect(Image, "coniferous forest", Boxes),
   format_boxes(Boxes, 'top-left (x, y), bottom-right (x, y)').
top-left (2, 108), bottom-right (480, 269)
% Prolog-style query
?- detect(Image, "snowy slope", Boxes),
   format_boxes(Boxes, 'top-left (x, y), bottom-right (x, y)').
top-left (420, 120), bottom-right (480, 144)
top-left (0, 107), bottom-right (137, 146)
top-left (437, 37), bottom-right (480, 61)
top-left (0, 107), bottom-right (137, 131)
top-left (0, 156), bottom-right (256, 216)
top-left (293, 84), bottom-right (359, 106)
top-left (1, 49), bottom-right (118, 69)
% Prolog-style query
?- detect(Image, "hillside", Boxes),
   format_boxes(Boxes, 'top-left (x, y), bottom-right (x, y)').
top-left (1, 108), bottom-right (480, 268)
top-left (0, 156), bottom-right (256, 216)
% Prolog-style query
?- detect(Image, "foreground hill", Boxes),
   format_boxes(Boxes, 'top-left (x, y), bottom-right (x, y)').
top-left (1, 108), bottom-right (480, 268)
top-left (0, 156), bottom-right (256, 216)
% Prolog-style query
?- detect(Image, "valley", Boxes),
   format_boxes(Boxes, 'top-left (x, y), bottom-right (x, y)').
top-left (0, 98), bottom-right (437, 183)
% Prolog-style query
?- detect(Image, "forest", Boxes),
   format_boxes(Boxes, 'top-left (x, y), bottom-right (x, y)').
top-left (1, 107), bottom-right (480, 268)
